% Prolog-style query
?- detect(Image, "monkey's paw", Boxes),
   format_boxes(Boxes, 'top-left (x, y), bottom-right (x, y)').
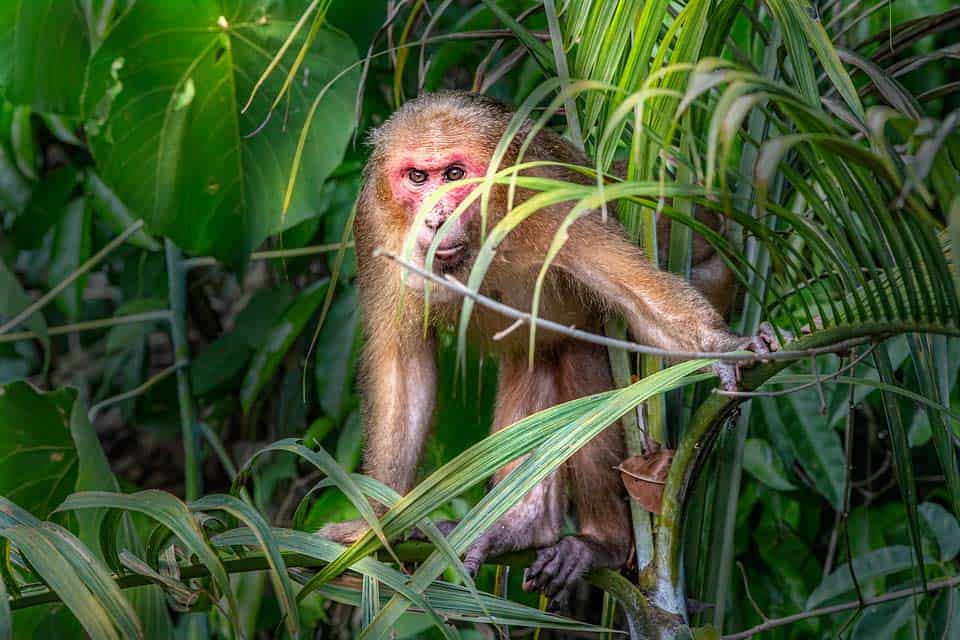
top-left (714, 322), bottom-right (786, 391)
top-left (522, 537), bottom-right (599, 611)
top-left (405, 519), bottom-right (459, 542)
top-left (315, 519), bottom-right (370, 545)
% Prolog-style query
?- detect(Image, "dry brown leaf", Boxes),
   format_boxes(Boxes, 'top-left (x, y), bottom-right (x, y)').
top-left (617, 449), bottom-right (674, 514)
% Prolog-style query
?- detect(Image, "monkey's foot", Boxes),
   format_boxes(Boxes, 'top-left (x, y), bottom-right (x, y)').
top-left (521, 536), bottom-right (613, 611)
top-left (315, 519), bottom-right (370, 545)
top-left (405, 519), bottom-right (459, 542)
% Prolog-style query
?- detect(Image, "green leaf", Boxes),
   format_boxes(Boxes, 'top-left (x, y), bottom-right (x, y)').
top-left (240, 278), bottom-right (329, 413)
top-left (39, 523), bottom-right (143, 640)
top-left (191, 494), bottom-right (299, 639)
top-left (335, 410), bottom-right (363, 472)
top-left (787, 394), bottom-right (845, 510)
top-left (806, 546), bottom-right (917, 609)
top-left (190, 286), bottom-right (293, 396)
top-left (480, 0), bottom-right (556, 74)
top-left (9, 164), bottom-right (78, 250)
top-left (85, 172), bottom-right (160, 252)
top-left (81, 2), bottom-right (360, 267)
top-left (919, 502), bottom-right (960, 562)
top-left (55, 490), bottom-right (241, 636)
top-left (849, 596), bottom-right (915, 640)
top-left (67, 392), bottom-right (173, 639)
top-left (314, 285), bottom-right (360, 419)
top-left (4, 0), bottom-right (90, 115)
top-left (10, 106), bottom-right (37, 180)
top-left (213, 528), bottom-right (608, 634)
top-left (0, 260), bottom-right (48, 353)
top-left (48, 198), bottom-right (92, 320)
top-left (0, 382), bottom-right (77, 519)
top-left (742, 438), bottom-right (797, 491)
top-left (0, 525), bottom-right (120, 640)
top-left (0, 142), bottom-right (31, 213)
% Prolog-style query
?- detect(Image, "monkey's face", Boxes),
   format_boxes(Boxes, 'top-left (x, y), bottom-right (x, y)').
top-left (387, 149), bottom-right (487, 296)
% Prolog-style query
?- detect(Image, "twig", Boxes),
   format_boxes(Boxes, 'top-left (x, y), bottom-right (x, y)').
top-left (375, 248), bottom-right (878, 363)
top-left (614, 465), bottom-right (667, 485)
top-left (181, 242), bottom-right (355, 270)
top-left (723, 575), bottom-right (960, 639)
top-left (492, 318), bottom-right (524, 341)
top-left (715, 344), bottom-right (877, 397)
top-left (0, 310), bottom-right (171, 344)
top-left (88, 360), bottom-right (187, 421)
top-left (737, 561), bottom-right (768, 622)
top-left (0, 220), bottom-right (145, 336)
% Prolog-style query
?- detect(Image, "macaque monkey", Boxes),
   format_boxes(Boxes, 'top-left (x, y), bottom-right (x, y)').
top-left (319, 92), bottom-right (771, 606)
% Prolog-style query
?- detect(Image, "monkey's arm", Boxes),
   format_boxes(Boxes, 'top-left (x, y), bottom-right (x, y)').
top-left (556, 221), bottom-right (740, 354)
top-left (317, 315), bottom-right (437, 544)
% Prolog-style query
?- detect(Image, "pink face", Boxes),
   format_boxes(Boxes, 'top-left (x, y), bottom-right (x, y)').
top-left (388, 152), bottom-right (487, 274)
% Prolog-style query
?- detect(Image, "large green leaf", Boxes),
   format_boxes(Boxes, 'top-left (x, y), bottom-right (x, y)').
top-left (48, 198), bottom-right (92, 320)
top-left (240, 278), bottom-right (329, 413)
top-left (0, 261), bottom-right (47, 353)
top-left (81, 1), bottom-right (360, 267)
top-left (0, 382), bottom-right (77, 519)
top-left (68, 391), bottom-right (173, 639)
top-left (2, 1), bottom-right (90, 115)
top-left (806, 546), bottom-right (918, 609)
top-left (314, 285), bottom-right (360, 419)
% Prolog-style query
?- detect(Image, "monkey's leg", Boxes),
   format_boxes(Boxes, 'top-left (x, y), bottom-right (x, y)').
top-left (522, 342), bottom-right (631, 609)
top-left (462, 353), bottom-right (568, 575)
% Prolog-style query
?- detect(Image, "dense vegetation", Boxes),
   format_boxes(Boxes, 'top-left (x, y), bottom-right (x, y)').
top-left (0, 1), bottom-right (958, 638)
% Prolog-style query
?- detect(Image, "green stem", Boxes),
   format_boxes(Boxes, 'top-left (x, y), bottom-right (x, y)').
top-left (181, 241), bottom-right (354, 270)
top-left (88, 360), bottom-right (186, 421)
top-left (165, 240), bottom-right (202, 501)
top-left (0, 220), bottom-right (144, 335)
top-left (0, 310), bottom-right (171, 344)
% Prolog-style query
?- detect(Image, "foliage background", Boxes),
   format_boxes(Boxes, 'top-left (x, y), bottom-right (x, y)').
top-left (0, 1), bottom-right (958, 639)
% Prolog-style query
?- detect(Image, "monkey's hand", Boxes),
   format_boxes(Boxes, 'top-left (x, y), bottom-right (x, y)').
top-left (712, 322), bottom-right (784, 391)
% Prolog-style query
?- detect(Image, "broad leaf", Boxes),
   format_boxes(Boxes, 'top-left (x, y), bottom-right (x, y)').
top-left (3, 0), bottom-right (90, 115)
top-left (81, 2), bottom-right (360, 267)
top-left (0, 382), bottom-right (77, 519)
top-left (807, 546), bottom-right (917, 609)
top-left (742, 438), bottom-right (797, 492)
top-left (240, 278), bottom-right (329, 413)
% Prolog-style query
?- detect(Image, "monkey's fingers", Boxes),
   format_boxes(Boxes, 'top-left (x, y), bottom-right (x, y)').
top-left (714, 361), bottom-right (740, 392)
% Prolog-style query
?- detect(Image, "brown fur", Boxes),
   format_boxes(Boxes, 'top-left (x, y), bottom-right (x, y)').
top-left (320, 92), bottom-right (746, 589)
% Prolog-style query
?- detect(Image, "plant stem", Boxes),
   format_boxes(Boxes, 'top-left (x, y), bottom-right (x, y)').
top-left (0, 220), bottom-right (144, 336)
top-left (0, 310), bottom-right (171, 344)
top-left (181, 241), bottom-right (355, 270)
top-left (165, 240), bottom-right (202, 501)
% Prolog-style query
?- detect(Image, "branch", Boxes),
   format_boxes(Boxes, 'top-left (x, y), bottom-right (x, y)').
top-left (0, 310), bottom-right (171, 344)
top-left (182, 241), bottom-right (355, 270)
top-left (376, 249), bottom-right (913, 363)
top-left (715, 343), bottom-right (878, 398)
top-left (0, 220), bottom-right (145, 336)
top-left (7, 542), bottom-right (620, 612)
top-left (723, 574), bottom-right (960, 639)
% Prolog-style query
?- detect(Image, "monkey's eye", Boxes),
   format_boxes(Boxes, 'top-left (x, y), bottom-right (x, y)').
top-left (407, 169), bottom-right (428, 185)
top-left (443, 166), bottom-right (465, 182)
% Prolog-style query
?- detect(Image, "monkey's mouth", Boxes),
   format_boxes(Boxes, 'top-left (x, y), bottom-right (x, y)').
top-left (429, 243), bottom-right (468, 272)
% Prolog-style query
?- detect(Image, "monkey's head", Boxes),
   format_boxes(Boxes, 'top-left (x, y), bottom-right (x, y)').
top-left (367, 93), bottom-right (514, 299)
